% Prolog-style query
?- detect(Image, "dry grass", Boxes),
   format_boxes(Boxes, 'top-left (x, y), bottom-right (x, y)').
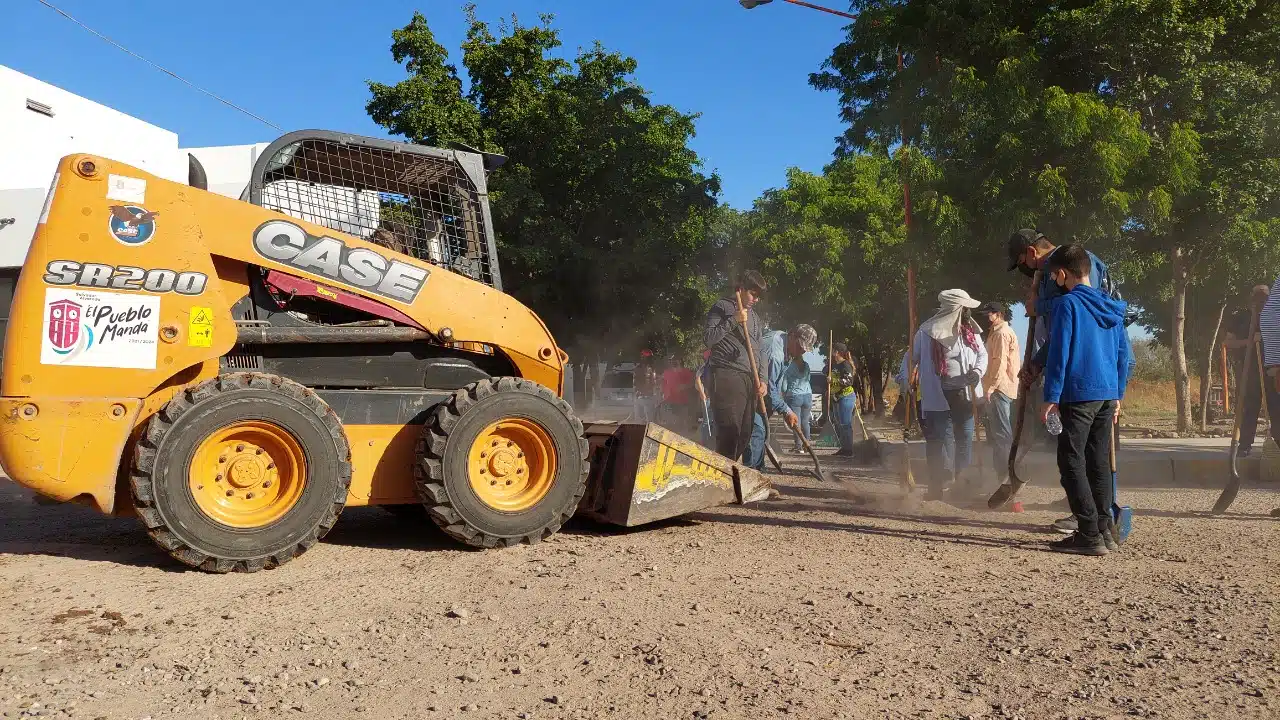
top-left (1123, 379), bottom-right (1201, 417)
top-left (878, 379), bottom-right (1201, 419)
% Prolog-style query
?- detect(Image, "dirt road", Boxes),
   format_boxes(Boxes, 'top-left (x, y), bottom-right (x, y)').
top-left (1, 453), bottom-right (1276, 720)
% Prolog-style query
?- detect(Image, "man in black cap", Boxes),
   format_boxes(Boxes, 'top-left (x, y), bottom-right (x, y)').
top-left (1007, 229), bottom-right (1117, 375)
top-left (1006, 229), bottom-right (1121, 533)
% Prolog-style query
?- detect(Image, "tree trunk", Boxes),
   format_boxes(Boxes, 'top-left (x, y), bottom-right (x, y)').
top-left (1172, 248), bottom-right (1192, 432)
top-left (588, 350), bottom-right (601, 408)
top-left (865, 352), bottom-right (886, 415)
top-left (1198, 301), bottom-right (1227, 431)
top-left (573, 360), bottom-right (589, 410)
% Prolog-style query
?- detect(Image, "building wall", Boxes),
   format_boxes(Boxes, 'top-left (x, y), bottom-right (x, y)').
top-left (184, 143), bottom-right (270, 201)
top-left (0, 65), bottom-right (188, 267)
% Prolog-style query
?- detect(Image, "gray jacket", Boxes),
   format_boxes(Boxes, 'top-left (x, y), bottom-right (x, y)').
top-left (704, 296), bottom-right (764, 378)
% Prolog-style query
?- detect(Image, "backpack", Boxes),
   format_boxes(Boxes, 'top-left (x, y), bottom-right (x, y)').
top-left (1099, 273), bottom-right (1139, 328)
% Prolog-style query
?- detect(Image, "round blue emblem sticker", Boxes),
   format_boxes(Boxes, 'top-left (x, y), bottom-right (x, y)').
top-left (108, 205), bottom-right (159, 246)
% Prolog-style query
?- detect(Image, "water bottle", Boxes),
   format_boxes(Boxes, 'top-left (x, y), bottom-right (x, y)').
top-left (1045, 406), bottom-right (1063, 436)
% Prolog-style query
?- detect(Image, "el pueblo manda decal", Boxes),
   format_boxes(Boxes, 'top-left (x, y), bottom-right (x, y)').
top-left (41, 288), bottom-right (159, 370)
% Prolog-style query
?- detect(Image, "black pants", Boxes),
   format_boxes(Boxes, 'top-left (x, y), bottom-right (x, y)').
top-left (1237, 360), bottom-right (1280, 450)
top-left (710, 367), bottom-right (755, 462)
top-left (1057, 400), bottom-right (1117, 538)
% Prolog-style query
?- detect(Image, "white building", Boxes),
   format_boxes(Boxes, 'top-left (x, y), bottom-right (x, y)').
top-left (0, 65), bottom-right (270, 265)
top-left (0, 65), bottom-right (268, 358)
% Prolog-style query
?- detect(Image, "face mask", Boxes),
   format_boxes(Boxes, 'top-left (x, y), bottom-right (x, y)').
top-left (1017, 263), bottom-right (1036, 278)
top-left (1053, 272), bottom-right (1066, 289)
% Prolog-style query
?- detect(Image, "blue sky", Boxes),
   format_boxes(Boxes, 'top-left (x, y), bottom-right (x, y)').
top-left (9, 0), bottom-right (1149, 354)
top-left (8, 0), bottom-right (849, 210)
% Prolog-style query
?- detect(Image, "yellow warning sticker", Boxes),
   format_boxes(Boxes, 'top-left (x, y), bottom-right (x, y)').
top-left (188, 306), bottom-right (213, 348)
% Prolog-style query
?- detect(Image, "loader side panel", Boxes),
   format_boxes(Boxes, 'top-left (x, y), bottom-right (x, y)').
top-left (314, 388), bottom-right (451, 505)
top-left (0, 397), bottom-right (141, 513)
top-left (342, 424), bottom-right (420, 506)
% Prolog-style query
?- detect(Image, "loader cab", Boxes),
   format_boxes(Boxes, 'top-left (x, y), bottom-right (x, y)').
top-left (246, 130), bottom-right (505, 290)
top-left (222, 130), bottom-right (518, 390)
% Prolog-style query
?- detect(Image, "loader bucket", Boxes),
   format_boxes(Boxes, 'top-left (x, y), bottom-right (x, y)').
top-left (577, 422), bottom-right (774, 527)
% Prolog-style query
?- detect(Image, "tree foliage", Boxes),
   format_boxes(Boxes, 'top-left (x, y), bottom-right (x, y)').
top-left (364, 3), bottom-right (1280, 426)
top-left (810, 0), bottom-right (1280, 430)
top-left (367, 6), bottom-right (721, 378)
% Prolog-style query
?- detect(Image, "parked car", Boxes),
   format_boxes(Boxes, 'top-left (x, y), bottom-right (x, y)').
top-left (598, 368), bottom-right (636, 407)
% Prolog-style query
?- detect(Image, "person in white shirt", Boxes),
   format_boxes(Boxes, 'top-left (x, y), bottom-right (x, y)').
top-left (909, 289), bottom-right (989, 500)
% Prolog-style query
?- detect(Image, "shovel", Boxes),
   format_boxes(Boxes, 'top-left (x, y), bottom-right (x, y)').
top-left (1110, 419), bottom-right (1133, 543)
top-left (987, 314), bottom-right (1039, 509)
top-left (850, 393), bottom-right (884, 464)
top-left (1213, 305), bottom-right (1264, 514)
top-left (734, 291), bottom-right (786, 474)
top-left (693, 366), bottom-right (714, 446)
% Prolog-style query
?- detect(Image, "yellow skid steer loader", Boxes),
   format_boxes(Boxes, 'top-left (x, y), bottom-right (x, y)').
top-left (0, 131), bottom-right (772, 572)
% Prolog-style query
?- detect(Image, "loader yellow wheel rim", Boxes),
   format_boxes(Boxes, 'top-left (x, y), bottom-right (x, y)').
top-left (467, 418), bottom-right (557, 512)
top-left (188, 422), bottom-right (307, 528)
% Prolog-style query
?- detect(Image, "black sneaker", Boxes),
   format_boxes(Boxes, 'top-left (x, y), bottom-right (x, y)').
top-left (1049, 532), bottom-right (1109, 556)
top-left (1237, 446), bottom-right (1253, 458)
top-left (1051, 515), bottom-right (1078, 534)
top-left (1100, 528), bottom-right (1119, 552)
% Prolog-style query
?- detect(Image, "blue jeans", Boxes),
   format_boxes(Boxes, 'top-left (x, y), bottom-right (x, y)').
top-left (785, 393), bottom-right (812, 448)
top-left (832, 393), bottom-right (856, 453)
top-left (923, 396), bottom-right (975, 492)
top-left (744, 412), bottom-right (767, 471)
top-left (986, 391), bottom-right (1014, 481)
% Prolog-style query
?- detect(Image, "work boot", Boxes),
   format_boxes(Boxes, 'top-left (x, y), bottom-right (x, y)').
top-left (1051, 515), bottom-right (1078, 534)
top-left (1048, 532), bottom-right (1108, 556)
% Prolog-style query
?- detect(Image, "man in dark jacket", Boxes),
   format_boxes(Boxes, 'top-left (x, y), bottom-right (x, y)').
top-left (704, 270), bottom-right (768, 462)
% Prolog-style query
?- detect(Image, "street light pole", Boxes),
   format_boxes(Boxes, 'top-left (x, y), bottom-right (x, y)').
top-left (738, 0), bottom-right (858, 21)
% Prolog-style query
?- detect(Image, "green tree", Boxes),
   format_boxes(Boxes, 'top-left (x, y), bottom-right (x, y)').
top-left (746, 152), bottom-right (912, 412)
top-left (813, 0), bottom-right (1280, 430)
top-left (366, 8), bottom-right (722, 403)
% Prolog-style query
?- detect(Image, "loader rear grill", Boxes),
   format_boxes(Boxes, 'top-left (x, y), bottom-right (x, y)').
top-left (221, 351), bottom-right (262, 371)
top-left (252, 135), bottom-right (497, 288)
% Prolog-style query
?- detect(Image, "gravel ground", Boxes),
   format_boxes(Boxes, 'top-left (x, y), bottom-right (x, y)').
top-left (0, 450), bottom-right (1276, 720)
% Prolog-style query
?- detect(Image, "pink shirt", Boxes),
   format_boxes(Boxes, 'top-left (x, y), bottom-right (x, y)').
top-left (984, 321), bottom-right (1021, 400)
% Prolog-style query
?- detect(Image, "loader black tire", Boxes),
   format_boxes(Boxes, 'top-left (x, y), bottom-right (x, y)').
top-left (130, 373), bottom-right (352, 573)
top-left (414, 377), bottom-right (589, 548)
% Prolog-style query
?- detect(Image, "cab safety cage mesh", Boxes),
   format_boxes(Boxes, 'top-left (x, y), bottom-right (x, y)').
top-left (248, 130), bottom-right (501, 290)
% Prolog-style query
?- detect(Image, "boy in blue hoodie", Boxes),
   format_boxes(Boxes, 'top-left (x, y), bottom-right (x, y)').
top-left (1041, 244), bottom-right (1136, 556)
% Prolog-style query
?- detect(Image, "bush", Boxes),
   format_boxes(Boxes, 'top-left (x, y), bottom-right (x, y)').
top-left (1131, 338), bottom-right (1176, 383)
